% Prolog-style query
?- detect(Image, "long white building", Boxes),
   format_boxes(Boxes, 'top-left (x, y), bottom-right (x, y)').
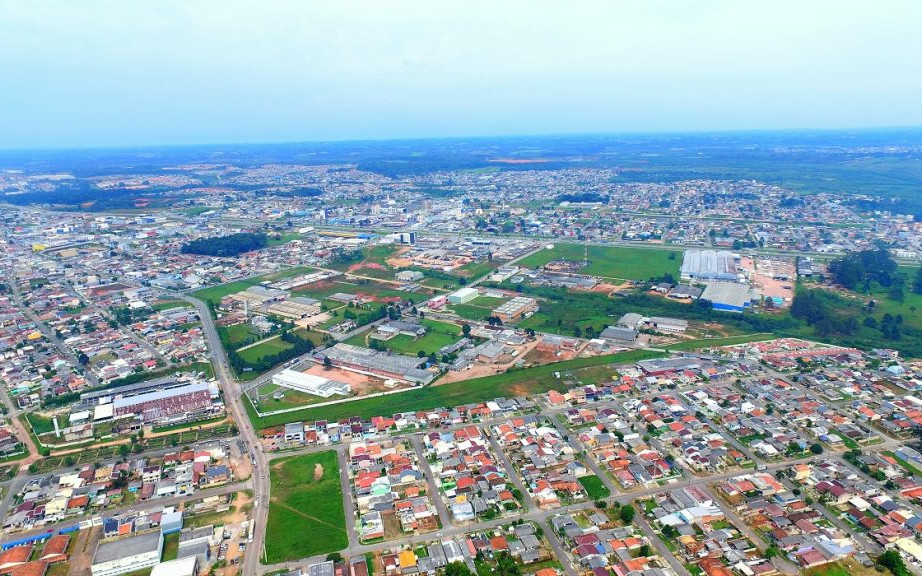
top-left (272, 369), bottom-right (350, 398)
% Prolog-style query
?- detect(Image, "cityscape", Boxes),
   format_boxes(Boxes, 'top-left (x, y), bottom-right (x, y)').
top-left (2, 3), bottom-right (922, 576)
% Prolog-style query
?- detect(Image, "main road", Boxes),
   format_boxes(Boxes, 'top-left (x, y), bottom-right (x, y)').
top-left (183, 294), bottom-right (270, 576)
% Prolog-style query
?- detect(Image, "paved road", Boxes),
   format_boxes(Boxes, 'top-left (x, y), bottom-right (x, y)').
top-left (335, 445), bottom-right (361, 550)
top-left (408, 435), bottom-right (453, 529)
top-left (634, 508), bottom-right (691, 576)
top-left (184, 294), bottom-right (270, 576)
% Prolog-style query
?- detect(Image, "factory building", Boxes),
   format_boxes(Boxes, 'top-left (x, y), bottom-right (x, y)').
top-left (680, 250), bottom-right (743, 282)
top-left (272, 369), bottom-right (350, 398)
top-left (91, 531), bottom-right (163, 576)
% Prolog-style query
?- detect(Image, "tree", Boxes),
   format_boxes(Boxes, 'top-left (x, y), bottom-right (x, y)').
top-left (878, 549), bottom-right (910, 576)
top-left (444, 562), bottom-right (473, 576)
top-left (493, 553), bottom-right (520, 576)
top-left (810, 443), bottom-right (824, 455)
top-left (461, 323), bottom-right (471, 337)
top-left (914, 267), bottom-right (922, 295)
top-left (323, 356), bottom-right (333, 368)
top-left (619, 505), bottom-right (636, 524)
top-left (638, 544), bottom-right (652, 557)
top-left (764, 545), bottom-right (780, 559)
top-left (326, 553), bottom-right (343, 563)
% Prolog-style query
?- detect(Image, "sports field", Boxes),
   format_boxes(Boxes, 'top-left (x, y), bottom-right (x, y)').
top-left (265, 451), bottom-right (348, 563)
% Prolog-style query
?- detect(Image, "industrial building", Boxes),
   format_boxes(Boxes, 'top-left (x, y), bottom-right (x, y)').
top-left (112, 381), bottom-right (216, 424)
top-left (91, 531), bottom-right (163, 576)
top-left (700, 283), bottom-right (753, 312)
top-left (151, 557), bottom-right (199, 576)
top-left (447, 287), bottom-right (479, 305)
top-left (265, 296), bottom-right (321, 319)
top-left (645, 317), bottom-right (689, 333)
top-left (599, 326), bottom-right (639, 345)
top-left (680, 250), bottom-right (742, 282)
top-left (317, 344), bottom-right (435, 384)
top-left (272, 369), bottom-right (350, 398)
top-left (491, 296), bottom-right (537, 322)
top-left (395, 270), bottom-right (425, 282)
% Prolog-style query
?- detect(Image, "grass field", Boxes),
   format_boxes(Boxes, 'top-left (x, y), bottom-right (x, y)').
top-left (26, 413), bottom-right (56, 435)
top-left (516, 244), bottom-right (681, 281)
top-left (237, 337), bottom-right (295, 363)
top-left (265, 451), bottom-right (348, 563)
top-left (578, 475), bottom-right (611, 500)
top-left (248, 348), bottom-right (663, 429)
top-left (344, 318), bottom-right (462, 357)
top-left (664, 333), bottom-right (775, 351)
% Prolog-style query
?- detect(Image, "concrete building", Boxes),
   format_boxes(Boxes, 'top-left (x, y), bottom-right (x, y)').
top-left (112, 381), bottom-right (214, 424)
top-left (272, 369), bottom-right (350, 398)
top-left (91, 531), bottom-right (163, 576)
top-left (447, 287), bottom-right (479, 305)
top-left (317, 344), bottom-right (435, 384)
top-left (700, 283), bottom-right (753, 312)
top-left (151, 557), bottom-right (199, 576)
top-left (599, 326), bottom-right (638, 345)
top-left (681, 250), bottom-right (741, 282)
top-left (395, 270), bottom-right (425, 282)
top-left (645, 317), bottom-right (689, 333)
top-left (491, 297), bottom-right (537, 322)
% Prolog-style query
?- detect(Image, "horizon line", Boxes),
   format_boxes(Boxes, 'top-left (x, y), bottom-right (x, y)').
top-left (2, 124), bottom-right (922, 156)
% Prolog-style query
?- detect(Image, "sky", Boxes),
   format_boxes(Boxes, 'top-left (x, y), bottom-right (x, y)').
top-left (1, 0), bottom-right (921, 149)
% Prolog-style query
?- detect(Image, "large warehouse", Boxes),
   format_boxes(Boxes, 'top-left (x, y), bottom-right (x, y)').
top-left (680, 250), bottom-right (742, 282)
top-left (272, 369), bottom-right (350, 398)
top-left (700, 282), bottom-right (753, 312)
top-left (317, 344), bottom-right (435, 384)
top-left (112, 381), bottom-right (216, 424)
top-left (91, 531), bottom-right (163, 576)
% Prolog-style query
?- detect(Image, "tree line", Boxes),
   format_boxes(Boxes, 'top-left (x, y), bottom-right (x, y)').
top-left (181, 232), bottom-right (269, 257)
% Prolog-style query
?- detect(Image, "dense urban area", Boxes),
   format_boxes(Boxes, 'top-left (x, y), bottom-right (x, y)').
top-left (2, 135), bottom-right (922, 576)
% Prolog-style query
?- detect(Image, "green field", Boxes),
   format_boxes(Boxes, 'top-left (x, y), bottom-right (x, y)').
top-left (665, 333), bottom-right (775, 351)
top-left (26, 413), bottom-right (57, 435)
top-left (578, 475), bottom-right (611, 500)
top-left (248, 348), bottom-right (663, 429)
top-left (265, 451), bottom-right (348, 563)
top-left (516, 244), bottom-right (681, 281)
top-left (237, 337), bottom-right (295, 363)
top-left (344, 318), bottom-right (463, 356)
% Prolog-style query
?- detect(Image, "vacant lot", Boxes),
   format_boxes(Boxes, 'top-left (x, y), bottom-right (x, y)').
top-left (250, 348), bottom-right (663, 429)
top-left (517, 244), bottom-right (681, 281)
top-left (578, 475), bottom-right (611, 500)
top-left (265, 451), bottom-right (348, 563)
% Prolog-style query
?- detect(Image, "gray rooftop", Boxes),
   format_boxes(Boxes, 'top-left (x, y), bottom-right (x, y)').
top-left (93, 531), bottom-right (162, 564)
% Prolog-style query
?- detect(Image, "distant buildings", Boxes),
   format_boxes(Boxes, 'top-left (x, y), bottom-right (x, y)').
top-left (447, 287), bottom-right (479, 305)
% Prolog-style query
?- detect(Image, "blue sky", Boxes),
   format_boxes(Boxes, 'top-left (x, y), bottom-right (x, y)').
top-left (1, 0), bottom-right (921, 149)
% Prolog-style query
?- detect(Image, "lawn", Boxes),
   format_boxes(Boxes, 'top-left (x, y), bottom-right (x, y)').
top-left (162, 532), bottom-right (179, 561)
top-left (265, 451), bottom-right (348, 563)
top-left (237, 337), bottom-right (295, 363)
top-left (516, 244), bottom-right (681, 281)
top-left (578, 475), bottom-right (611, 500)
top-left (26, 413), bottom-right (57, 435)
top-left (249, 348), bottom-right (663, 429)
top-left (665, 333), bottom-right (775, 351)
top-left (222, 323), bottom-right (257, 347)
